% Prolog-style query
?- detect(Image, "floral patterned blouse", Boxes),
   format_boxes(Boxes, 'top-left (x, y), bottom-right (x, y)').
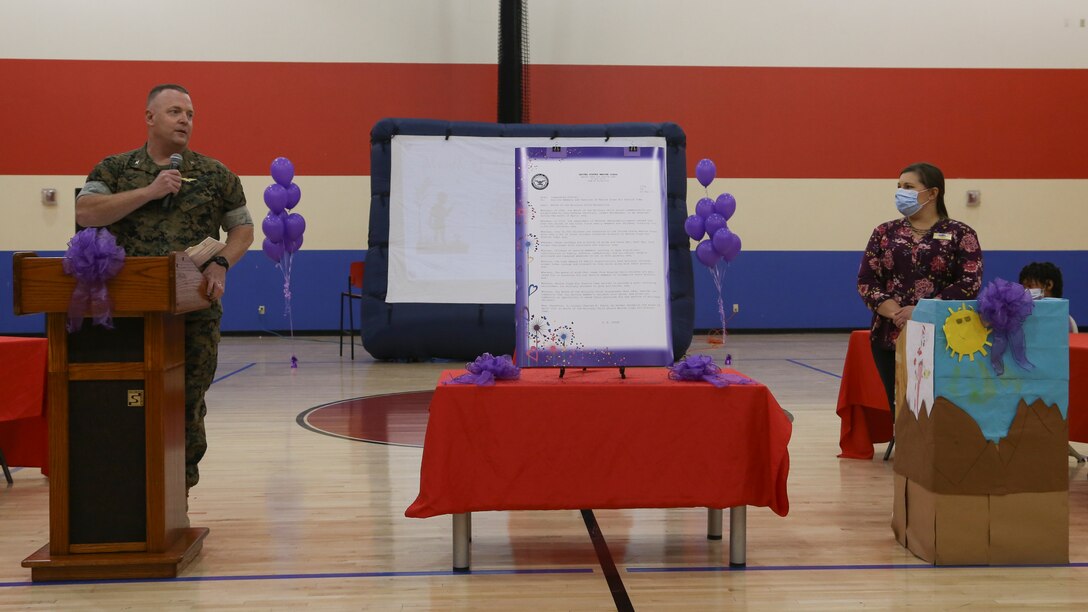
top-left (857, 217), bottom-right (983, 350)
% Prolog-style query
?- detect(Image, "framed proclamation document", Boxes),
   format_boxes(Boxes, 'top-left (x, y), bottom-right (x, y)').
top-left (515, 146), bottom-right (673, 367)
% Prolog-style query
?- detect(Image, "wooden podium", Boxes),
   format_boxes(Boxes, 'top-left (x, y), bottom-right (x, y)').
top-left (13, 252), bottom-right (211, 581)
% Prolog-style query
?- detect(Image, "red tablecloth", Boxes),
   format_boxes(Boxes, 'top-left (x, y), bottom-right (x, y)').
top-left (1069, 334), bottom-right (1088, 443)
top-left (406, 367), bottom-right (792, 518)
top-left (0, 336), bottom-right (49, 470)
top-left (837, 330), bottom-right (1088, 459)
top-left (836, 331), bottom-right (893, 459)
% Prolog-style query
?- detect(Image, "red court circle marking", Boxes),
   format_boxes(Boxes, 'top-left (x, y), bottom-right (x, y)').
top-left (298, 391), bottom-right (431, 448)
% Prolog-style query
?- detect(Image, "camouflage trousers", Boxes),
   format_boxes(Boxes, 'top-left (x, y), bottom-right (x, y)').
top-left (185, 316), bottom-right (221, 490)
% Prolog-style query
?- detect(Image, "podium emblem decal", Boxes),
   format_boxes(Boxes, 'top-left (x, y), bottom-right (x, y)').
top-left (127, 390), bottom-right (145, 407)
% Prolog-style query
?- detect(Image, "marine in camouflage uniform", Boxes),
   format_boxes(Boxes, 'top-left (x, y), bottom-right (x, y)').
top-left (79, 145), bottom-right (251, 489)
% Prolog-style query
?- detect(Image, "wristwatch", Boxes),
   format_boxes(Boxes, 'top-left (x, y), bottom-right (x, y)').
top-left (205, 255), bottom-right (230, 271)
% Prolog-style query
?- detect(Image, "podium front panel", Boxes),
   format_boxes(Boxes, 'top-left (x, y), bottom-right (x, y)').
top-left (68, 380), bottom-right (147, 545)
top-left (67, 317), bottom-right (144, 364)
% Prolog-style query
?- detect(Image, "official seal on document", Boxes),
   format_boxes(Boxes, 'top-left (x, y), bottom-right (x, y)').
top-left (531, 174), bottom-right (549, 190)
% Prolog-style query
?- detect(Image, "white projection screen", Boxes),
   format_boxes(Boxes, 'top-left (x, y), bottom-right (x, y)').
top-left (387, 135), bottom-right (667, 304)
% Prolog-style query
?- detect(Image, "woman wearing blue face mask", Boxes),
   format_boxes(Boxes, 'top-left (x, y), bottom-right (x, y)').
top-left (856, 162), bottom-right (984, 456)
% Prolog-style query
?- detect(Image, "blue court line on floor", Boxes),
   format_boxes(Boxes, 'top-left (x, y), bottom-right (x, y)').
top-left (212, 362), bottom-right (257, 384)
top-left (628, 562), bottom-right (1088, 573)
top-left (785, 359), bottom-right (842, 379)
top-left (0, 567), bottom-right (593, 588)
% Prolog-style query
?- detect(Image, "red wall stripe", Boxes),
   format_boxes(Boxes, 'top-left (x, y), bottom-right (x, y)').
top-left (2, 60), bottom-right (1087, 179)
top-left (531, 65), bottom-right (1088, 179)
top-left (0, 59), bottom-right (496, 177)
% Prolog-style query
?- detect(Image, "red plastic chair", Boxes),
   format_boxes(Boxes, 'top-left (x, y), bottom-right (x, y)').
top-left (339, 261), bottom-right (365, 359)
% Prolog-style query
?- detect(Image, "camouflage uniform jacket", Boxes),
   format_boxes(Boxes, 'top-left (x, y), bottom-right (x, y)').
top-left (80, 145), bottom-right (250, 319)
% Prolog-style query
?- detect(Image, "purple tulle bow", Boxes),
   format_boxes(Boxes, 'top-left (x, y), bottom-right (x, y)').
top-left (668, 354), bottom-right (754, 388)
top-left (62, 228), bottom-right (126, 332)
top-left (977, 278), bottom-right (1035, 376)
top-left (445, 353), bottom-right (521, 386)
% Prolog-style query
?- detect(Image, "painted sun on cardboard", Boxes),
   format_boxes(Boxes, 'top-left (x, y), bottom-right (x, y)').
top-left (941, 304), bottom-right (992, 362)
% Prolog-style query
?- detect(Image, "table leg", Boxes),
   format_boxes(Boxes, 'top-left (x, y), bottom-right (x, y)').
top-left (707, 508), bottom-right (723, 540)
top-left (453, 512), bottom-right (471, 572)
top-left (729, 506), bottom-right (746, 567)
top-left (0, 447), bottom-right (12, 485)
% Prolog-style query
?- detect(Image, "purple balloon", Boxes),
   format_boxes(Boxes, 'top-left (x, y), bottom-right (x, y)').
top-left (284, 235), bottom-right (304, 254)
top-left (723, 233), bottom-right (742, 262)
top-left (695, 239), bottom-right (720, 267)
top-left (695, 158), bottom-right (716, 188)
top-left (714, 193), bottom-right (737, 220)
top-left (695, 197), bottom-right (715, 219)
top-left (712, 227), bottom-right (736, 255)
top-left (264, 184), bottom-right (287, 214)
top-left (713, 228), bottom-right (742, 262)
top-left (285, 182), bottom-right (302, 209)
top-left (705, 213), bottom-right (727, 238)
top-left (684, 215), bottom-right (705, 241)
top-left (262, 237), bottom-right (284, 263)
top-left (262, 212), bottom-right (285, 243)
top-left (284, 213), bottom-right (306, 241)
top-left (271, 157), bottom-right (295, 187)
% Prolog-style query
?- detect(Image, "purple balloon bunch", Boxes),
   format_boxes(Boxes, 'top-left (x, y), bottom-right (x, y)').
top-left (261, 157), bottom-right (304, 367)
top-left (686, 159), bottom-right (742, 267)
top-left (688, 158), bottom-right (743, 341)
top-left (261, 157), bottom-right (305, 263)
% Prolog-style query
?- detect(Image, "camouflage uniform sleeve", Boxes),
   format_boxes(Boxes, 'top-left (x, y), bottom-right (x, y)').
top-left (219, 167), bottom-right (252, 230)
top-left (78, 154), bottom-right (127, 198)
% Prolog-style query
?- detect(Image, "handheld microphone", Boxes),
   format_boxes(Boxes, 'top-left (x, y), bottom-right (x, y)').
top-left (163, 153), bottom-right (183, 208)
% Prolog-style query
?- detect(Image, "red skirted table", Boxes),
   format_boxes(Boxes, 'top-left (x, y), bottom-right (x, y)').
top-left (837, 330), bottom-right (1088, 459)
top-left (1069, 334), bottom-right (1088, 442)
top-left (406, 367), bottom-right (792, 570)
top-left (836, 331), bottom-right (893, 459)
top-left (0, 337), bottom-right (49, 479)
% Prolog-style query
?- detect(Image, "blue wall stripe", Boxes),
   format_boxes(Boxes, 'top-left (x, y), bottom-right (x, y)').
top-left (3, 250), bottom-right (1085, 335)
top-left (692, 250), bottom-right (1088, 330)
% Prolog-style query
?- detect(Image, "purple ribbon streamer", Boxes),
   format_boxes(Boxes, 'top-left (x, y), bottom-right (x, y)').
top-left (668, 354), bottom-right (754, 388)
top-left (709, 263), bottom-right (728, 340)
top-left (445, 353), bottom-right (521, 386)
top-left (978, 278), bottom-right (1035, 376)
top-left (62, 228), bottom-right (126, 332)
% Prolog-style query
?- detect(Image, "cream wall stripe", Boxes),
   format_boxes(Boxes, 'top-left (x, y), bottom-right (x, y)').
top-left (0, 1), bottom-right (498, 64)
top-left (0, 176), bottom-right (371, 252)
top-left (688, 178), bottom-right (1088, 251)
top-left (532, 0), bottom-right (1088, 68)
top-left (3, 1), bottom-right (1087, 68)
top-left (2, 176), bottom-right (1083, 252)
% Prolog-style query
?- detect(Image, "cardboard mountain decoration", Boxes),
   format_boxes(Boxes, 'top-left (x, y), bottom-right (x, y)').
top-left (891, 297), bottom-right (1070, 565)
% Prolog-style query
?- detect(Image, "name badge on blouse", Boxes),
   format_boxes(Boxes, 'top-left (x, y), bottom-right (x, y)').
top-left (933, 232), bottom-right (952, 240)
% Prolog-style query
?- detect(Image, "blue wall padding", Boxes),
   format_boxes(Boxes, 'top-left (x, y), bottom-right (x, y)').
top-left (2, 248), bottom-right (1085, 336)
top-left (362, 118), bottom-right (695, 361)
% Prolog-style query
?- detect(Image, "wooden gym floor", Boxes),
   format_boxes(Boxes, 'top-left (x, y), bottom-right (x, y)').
top-left (2, 332), bottom-right (1087, 610)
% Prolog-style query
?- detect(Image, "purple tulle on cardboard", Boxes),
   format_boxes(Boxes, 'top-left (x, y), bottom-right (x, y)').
top-left (667, 354), bottom-right (753, 388)
top-left (445, 353), bottom-right (521, 386)
top-left (977, 278), bottom-right (1035, 376)
top-left (62, 228), bottom-right (126, 332)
